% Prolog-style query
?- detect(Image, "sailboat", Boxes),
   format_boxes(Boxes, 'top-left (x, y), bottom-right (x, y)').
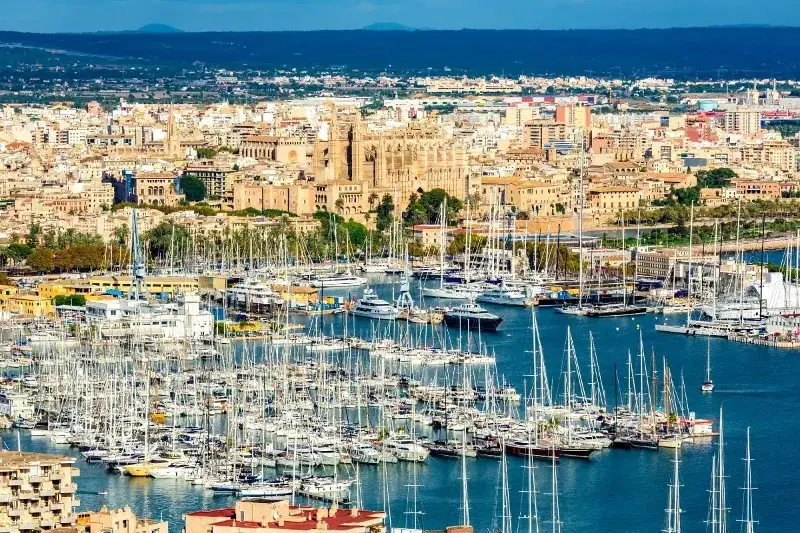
top-left (701, 338), bottom-right (714, 393)
top-left (556, 134), bottom-right (589, 317)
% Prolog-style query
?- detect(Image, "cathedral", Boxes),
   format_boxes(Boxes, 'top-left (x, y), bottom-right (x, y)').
top-left (310, 106), bottom-right (469, 210)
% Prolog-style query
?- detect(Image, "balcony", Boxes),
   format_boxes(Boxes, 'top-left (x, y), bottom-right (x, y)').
top-left (8, 480), bottom-right (23, 487)
top-left (59, 484), bottom-right (76, 495)
top-left (28, 477), bottom-right (45, 485)
top-left (18, 523), bottom-right (36, 530)
top-left (40, 519), bottom-right (54, 529)
top-left (29, 507), bottom-right (45, 515)
top-left (59, 516), bottom-right (74, 525)
top-left (8, 510), bottom-right (21, 518)
top-left (17, 493), bottom-right (34, 501)
top-left (49, 504), bottom-right (62, 512)
top-left (70, 468), bottom-right (80, 477)
top-left (73, 499), bottom-right (80, 507)
top-left (48, 474), bottom-right (62, 482)
top-left (0, 494), bottom-right (12, 503)
top-left (38, 489), bottom-right (55, 498)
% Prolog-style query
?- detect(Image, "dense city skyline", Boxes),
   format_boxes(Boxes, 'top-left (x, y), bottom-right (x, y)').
top-left (3, 0), bottom-right (800, 33)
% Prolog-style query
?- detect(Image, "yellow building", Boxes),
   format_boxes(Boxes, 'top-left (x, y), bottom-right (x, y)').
top-left (88, 276), bottom-right (199, 297)
top-left (0, 285), bottom-right (19, 309)
top-left (587, 186), bottom-right (642, 215)
top-left (4, 294), bottom-right (53, 317)
top-left (270, 284), bottom-right (318, 307)
top-left (36, 282), bottom-right (96, 301)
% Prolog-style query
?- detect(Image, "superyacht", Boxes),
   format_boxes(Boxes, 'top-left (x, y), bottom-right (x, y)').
top-left (349, 287), bottom-right (399, 320)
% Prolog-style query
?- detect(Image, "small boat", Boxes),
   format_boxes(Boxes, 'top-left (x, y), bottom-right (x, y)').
top-left (238, 479), bottom-right (294, 497)
top-left (554, 305), bottom-right (589, 316)
top-left (426, 440), bottom-right (477, 458)
top-left (658, 434), bottom-right (683, 449)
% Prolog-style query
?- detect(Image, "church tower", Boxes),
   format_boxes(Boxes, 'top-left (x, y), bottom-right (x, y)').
top-left (164, 106), bottom-right (181, 157)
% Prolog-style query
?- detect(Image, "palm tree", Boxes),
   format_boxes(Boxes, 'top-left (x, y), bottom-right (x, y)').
top-left (335, 197), bottom-right (345, 214)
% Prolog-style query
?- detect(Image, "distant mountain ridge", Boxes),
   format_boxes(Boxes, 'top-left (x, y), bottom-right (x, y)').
top-left (95, 24), bottom-right (183, 35)
top-left (3, 27), bottom-right (800, 78)
top-left (135, 24), bottom-right (183, 34)
top-left (362, 23), bottom-right (416, 31)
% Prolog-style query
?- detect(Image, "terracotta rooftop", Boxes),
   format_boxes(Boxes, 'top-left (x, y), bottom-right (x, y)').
top-left (185, 508), bottom-right (235, 518)
top-left (0, 451), bottom-right (75, 469)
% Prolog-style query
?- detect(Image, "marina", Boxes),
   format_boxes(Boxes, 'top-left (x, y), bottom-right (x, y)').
top-left (0, 272), bottom-right (791, 532)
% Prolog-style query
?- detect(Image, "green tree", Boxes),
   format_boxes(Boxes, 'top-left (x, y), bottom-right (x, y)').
top-left (403, 189), bottom-right (463, 226)
top-left (114, 224), bottom-right (130, 246)
top-left (447, 233), bottom-right (488, 255)
top-left (181, 175), bottom-right (207, 202)
top-left (26, 247), bottom-right (55, 272)
top-left (26, 224), bottom-right (42, 248)
top-left (673, 187), bottom-right (700, 206)
top-left (145, 222), bottom-right (190, 260)
top-left (368, 192), bottom-right (379, 210)
top-left (4, 243), bottom-right (33, 262)
top-left (696, 168), bottom-right (736, 189)
top-left (196, 147), bottom-right (216, 159)
top-left (375, 194), bottom-right (395, 232)
top-left (53, 294), bottom-right (86, 306)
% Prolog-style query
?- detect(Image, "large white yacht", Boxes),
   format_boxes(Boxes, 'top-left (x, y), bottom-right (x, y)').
top-left (422, 282), bottom-right (483, 300)
top-left (309, 272), bottom-right (367, 288)
top-left (350, 287), bottom-right (399, 320)
top-left (226, 279), bottom-right (283, 308)
top-left (476, 285), bottom-right (530, 307)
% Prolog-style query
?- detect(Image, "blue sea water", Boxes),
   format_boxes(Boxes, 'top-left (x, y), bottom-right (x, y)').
top-left (8, 275), bottom-right (798, 533)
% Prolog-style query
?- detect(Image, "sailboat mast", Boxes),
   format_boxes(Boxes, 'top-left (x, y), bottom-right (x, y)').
top-left (740, 427), bottom-right (757, 533)
top-left (686, 202), bottom-right (694, 325)
top-left (578, 133), bottom-right (584, 308)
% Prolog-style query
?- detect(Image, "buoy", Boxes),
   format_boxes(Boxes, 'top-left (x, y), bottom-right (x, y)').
top-left (615, 327), bottom-right (620, 331)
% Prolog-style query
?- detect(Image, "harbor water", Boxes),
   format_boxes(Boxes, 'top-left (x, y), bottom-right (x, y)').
top-left (8, 277), bottom-right (797, 533)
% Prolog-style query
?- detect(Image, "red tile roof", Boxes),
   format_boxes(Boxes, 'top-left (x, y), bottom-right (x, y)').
top-left (186, 508), bottom-right (236, 518)
top-left (208, 509), bottom-right (385, 532)
top-left (212, 521), bottom-right (263, 529)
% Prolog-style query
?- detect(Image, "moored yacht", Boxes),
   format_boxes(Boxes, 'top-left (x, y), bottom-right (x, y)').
top-left (385, 438), bottom-right (430, 462)
top-left (585, 303), bottom-right (647, 318)
top-left (309, 272), bottom-right (367, 288)
top-left (349, 287), bottom-right (399, 320)
top-left (476, 286), bottom-right (531, 307)
top-left (443, 302), bottom-right (503, 332)
top-left (226, 279), bottom-right (282, 309)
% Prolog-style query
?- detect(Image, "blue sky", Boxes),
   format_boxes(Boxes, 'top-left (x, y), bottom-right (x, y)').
top-left (3, 0), bottom-right (800, 32)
